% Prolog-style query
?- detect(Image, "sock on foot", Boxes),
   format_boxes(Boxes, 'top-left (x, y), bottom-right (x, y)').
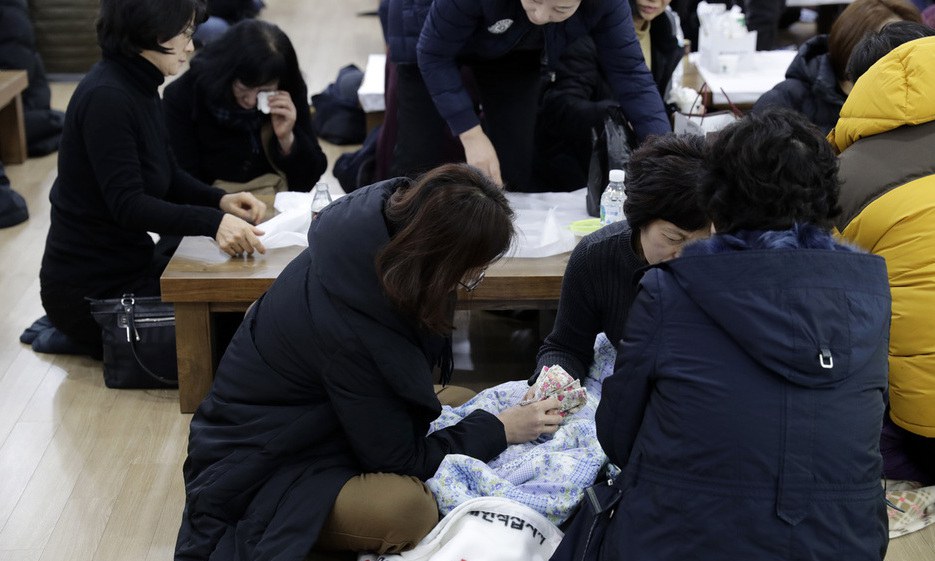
top-left (19, 315), bottom-right (54, 345)
top-left (31, 326), bottom-right (97, 357)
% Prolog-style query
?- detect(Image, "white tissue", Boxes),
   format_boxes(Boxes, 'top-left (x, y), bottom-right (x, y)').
top-left (258, 205), bottom-right (311, 249)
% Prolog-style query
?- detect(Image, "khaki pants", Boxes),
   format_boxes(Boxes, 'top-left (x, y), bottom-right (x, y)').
top-left (308, 385), bottom-right (476, 559)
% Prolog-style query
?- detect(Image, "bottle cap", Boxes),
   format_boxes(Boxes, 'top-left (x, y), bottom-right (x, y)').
top-left (609, 169), bottom-right (626, 183)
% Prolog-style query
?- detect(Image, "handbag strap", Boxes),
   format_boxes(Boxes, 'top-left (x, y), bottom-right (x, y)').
top-left (122, 296), bottom-right (177, 386)
top-left (685, 82), bottom-right (745, 120)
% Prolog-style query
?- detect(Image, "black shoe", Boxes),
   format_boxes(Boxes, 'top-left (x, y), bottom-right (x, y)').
top-left (20, 315), bottom-right (54, 344)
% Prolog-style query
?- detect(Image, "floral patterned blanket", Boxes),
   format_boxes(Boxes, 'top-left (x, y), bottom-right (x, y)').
top-left (426, 334), bottom-right (616, 525)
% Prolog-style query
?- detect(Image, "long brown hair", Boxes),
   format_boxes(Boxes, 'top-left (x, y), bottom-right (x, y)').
top-left (376, 164), bottom-right (515, 333)
top-left (828, 0), bottom-right (921, 80)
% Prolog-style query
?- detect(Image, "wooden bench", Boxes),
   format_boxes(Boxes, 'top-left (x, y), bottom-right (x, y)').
top-left (0, 70), bottom-right (29, 164)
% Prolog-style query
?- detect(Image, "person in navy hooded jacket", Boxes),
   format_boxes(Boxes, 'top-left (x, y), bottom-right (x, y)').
top-left (384, 0), bottom-right (670, 192)
top-left (593, 108), bottom-right (891, 560)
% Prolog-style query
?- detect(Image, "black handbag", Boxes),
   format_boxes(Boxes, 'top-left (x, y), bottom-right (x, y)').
top-left (586, 108), bottom-right (637, 218)
top-left (549, 473), bottom-right (625, 561)
top-left (89, 294), bottom-right (178, 389)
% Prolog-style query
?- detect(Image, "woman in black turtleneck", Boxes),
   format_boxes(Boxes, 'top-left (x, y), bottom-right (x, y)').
top-left (26, 0), bottom-right (268, 357)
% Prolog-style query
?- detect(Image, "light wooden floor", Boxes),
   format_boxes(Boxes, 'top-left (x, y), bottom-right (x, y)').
top-left (0, 2), bottom-right (932, 560)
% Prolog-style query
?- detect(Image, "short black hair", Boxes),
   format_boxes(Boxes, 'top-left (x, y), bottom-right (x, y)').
top-left (96, 0), bottom-right (205, 57)
top-left (700, 108), bottom-right (841, 234)
top-left (623, 133), bottom-right (709, 233)
top-left (846, 21), bottom-right (935, 82)
top-left (189, 19), bottom-right (307, 109)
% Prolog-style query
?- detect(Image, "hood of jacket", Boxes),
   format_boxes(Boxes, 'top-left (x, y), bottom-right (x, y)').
top-left (305, 178), bottom-right (452, 392)
top-left (307, 178), bottom-right (405, 325)
top-left (784, 34), bottom-right (843, 106)
top-left (666, 225), bottom-right (890, 389)
top-left (829, 36), bottom-right (935, 153)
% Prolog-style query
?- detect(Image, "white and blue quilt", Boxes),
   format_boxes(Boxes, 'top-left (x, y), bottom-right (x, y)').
top-left (427, 334), bottom-right (617, 525)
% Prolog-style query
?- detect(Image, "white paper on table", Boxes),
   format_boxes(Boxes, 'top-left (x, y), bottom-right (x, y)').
top-left (505, 189), bottom-right (590, 258)
top-left (172, 235), bottom-right (231, 264)
top-left (688, 51), bottom-right (796, 105)
top-left (261, 189), bottom-right (589, 255)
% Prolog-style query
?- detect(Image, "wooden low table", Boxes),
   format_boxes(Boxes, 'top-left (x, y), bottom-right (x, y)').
top-left (0, 70), bottom-right (29, 165)
top-left (161, 236), bottom-right (569, 413)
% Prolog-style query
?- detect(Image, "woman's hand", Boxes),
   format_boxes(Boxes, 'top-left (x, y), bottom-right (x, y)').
top-left (220, 192), bottom-right (267, 225)
top-left (215, 214), bottom-right (266, 257)
top-left (459, 125), bottom-right (503, 187)
top-left (268, 91), bottom-right (297, 155)
top-left (496, 397), bottom-right (564, 444)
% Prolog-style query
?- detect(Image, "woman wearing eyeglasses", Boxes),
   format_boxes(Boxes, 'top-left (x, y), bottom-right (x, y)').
top-left (176, 164), bottom-right (564, 561)
top-left (532, 133), bottom-right (710, 385)
top-left (27, 0), bottom-right (266, 359)
top-left (163, 19), bottom-right (327, 193)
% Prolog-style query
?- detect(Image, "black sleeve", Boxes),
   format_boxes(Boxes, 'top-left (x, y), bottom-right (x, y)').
top-left (322, 346), bottom-right (507, 480)
top-left (82, 86), bottom-right (223, 238)
top-left (167, 163), bottom-right (226, 209)
top-left (540, 37), bottom-right (618, 137)
top-left (533, 238), bottom-right (603, 383)
top-left (267, 100), bottom-right (328, 191)
top-left (595, 271), bottom-right (661, 468)
top-left (752, 79), bottom-right (806, 115)
top-left (163, 75), bottom-right (204, 181)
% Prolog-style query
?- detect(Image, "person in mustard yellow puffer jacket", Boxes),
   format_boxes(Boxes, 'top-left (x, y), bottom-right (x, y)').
top-left (828, 32), bottom-right (935, 485)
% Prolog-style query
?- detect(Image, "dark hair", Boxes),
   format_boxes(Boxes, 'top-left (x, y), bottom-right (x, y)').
top-left (623, 133), bottom-right (709, 233)
top-left (828, 0), bottom-right (920, 81)
top-left (189, 19), bottom-right (307, 110)
top-left (96, 0), bottom-right (205, 57)
top-left (376, 164), bottom-right (515, 333)
top-left (700, 108), bottom-right (841, 233)
top-left (846, 21), bottom-right (935, 81)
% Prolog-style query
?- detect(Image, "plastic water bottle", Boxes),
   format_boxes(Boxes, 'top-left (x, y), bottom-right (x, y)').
top-left (310, 182), bottom-right (333, 220)
top-left (600, 169), bottom-right (626, 226)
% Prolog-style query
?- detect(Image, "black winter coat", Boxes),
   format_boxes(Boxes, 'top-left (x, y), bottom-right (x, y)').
top-left (533, 14), bottom-right (680, 191)
top-left (752, 35), bottom-right (847, 135)
top-left (594, 226), bottom-right (890, 560)
top-left (176, 180), bottom-right (507, 561)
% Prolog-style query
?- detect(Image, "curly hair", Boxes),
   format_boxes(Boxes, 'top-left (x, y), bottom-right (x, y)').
top-left (623, 133), bottom-right (709, 233)
top-left (376, 164), bottom-right (515, 333)
top-left (700, 108), bottom-right (842, 233)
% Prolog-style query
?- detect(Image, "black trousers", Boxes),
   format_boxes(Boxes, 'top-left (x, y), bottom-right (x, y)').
top-left (39, 237), bottom-right (178, 352)
top-left (744, 0), bottom-right (786, 50)
top-left (392, 49), bottom-right (543, 192)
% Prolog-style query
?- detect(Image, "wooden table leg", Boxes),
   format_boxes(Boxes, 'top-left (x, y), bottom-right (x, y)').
top-left (0, 94), bottom-right (27, 165)
top-left (174, 302), bottom-right (215, 413)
